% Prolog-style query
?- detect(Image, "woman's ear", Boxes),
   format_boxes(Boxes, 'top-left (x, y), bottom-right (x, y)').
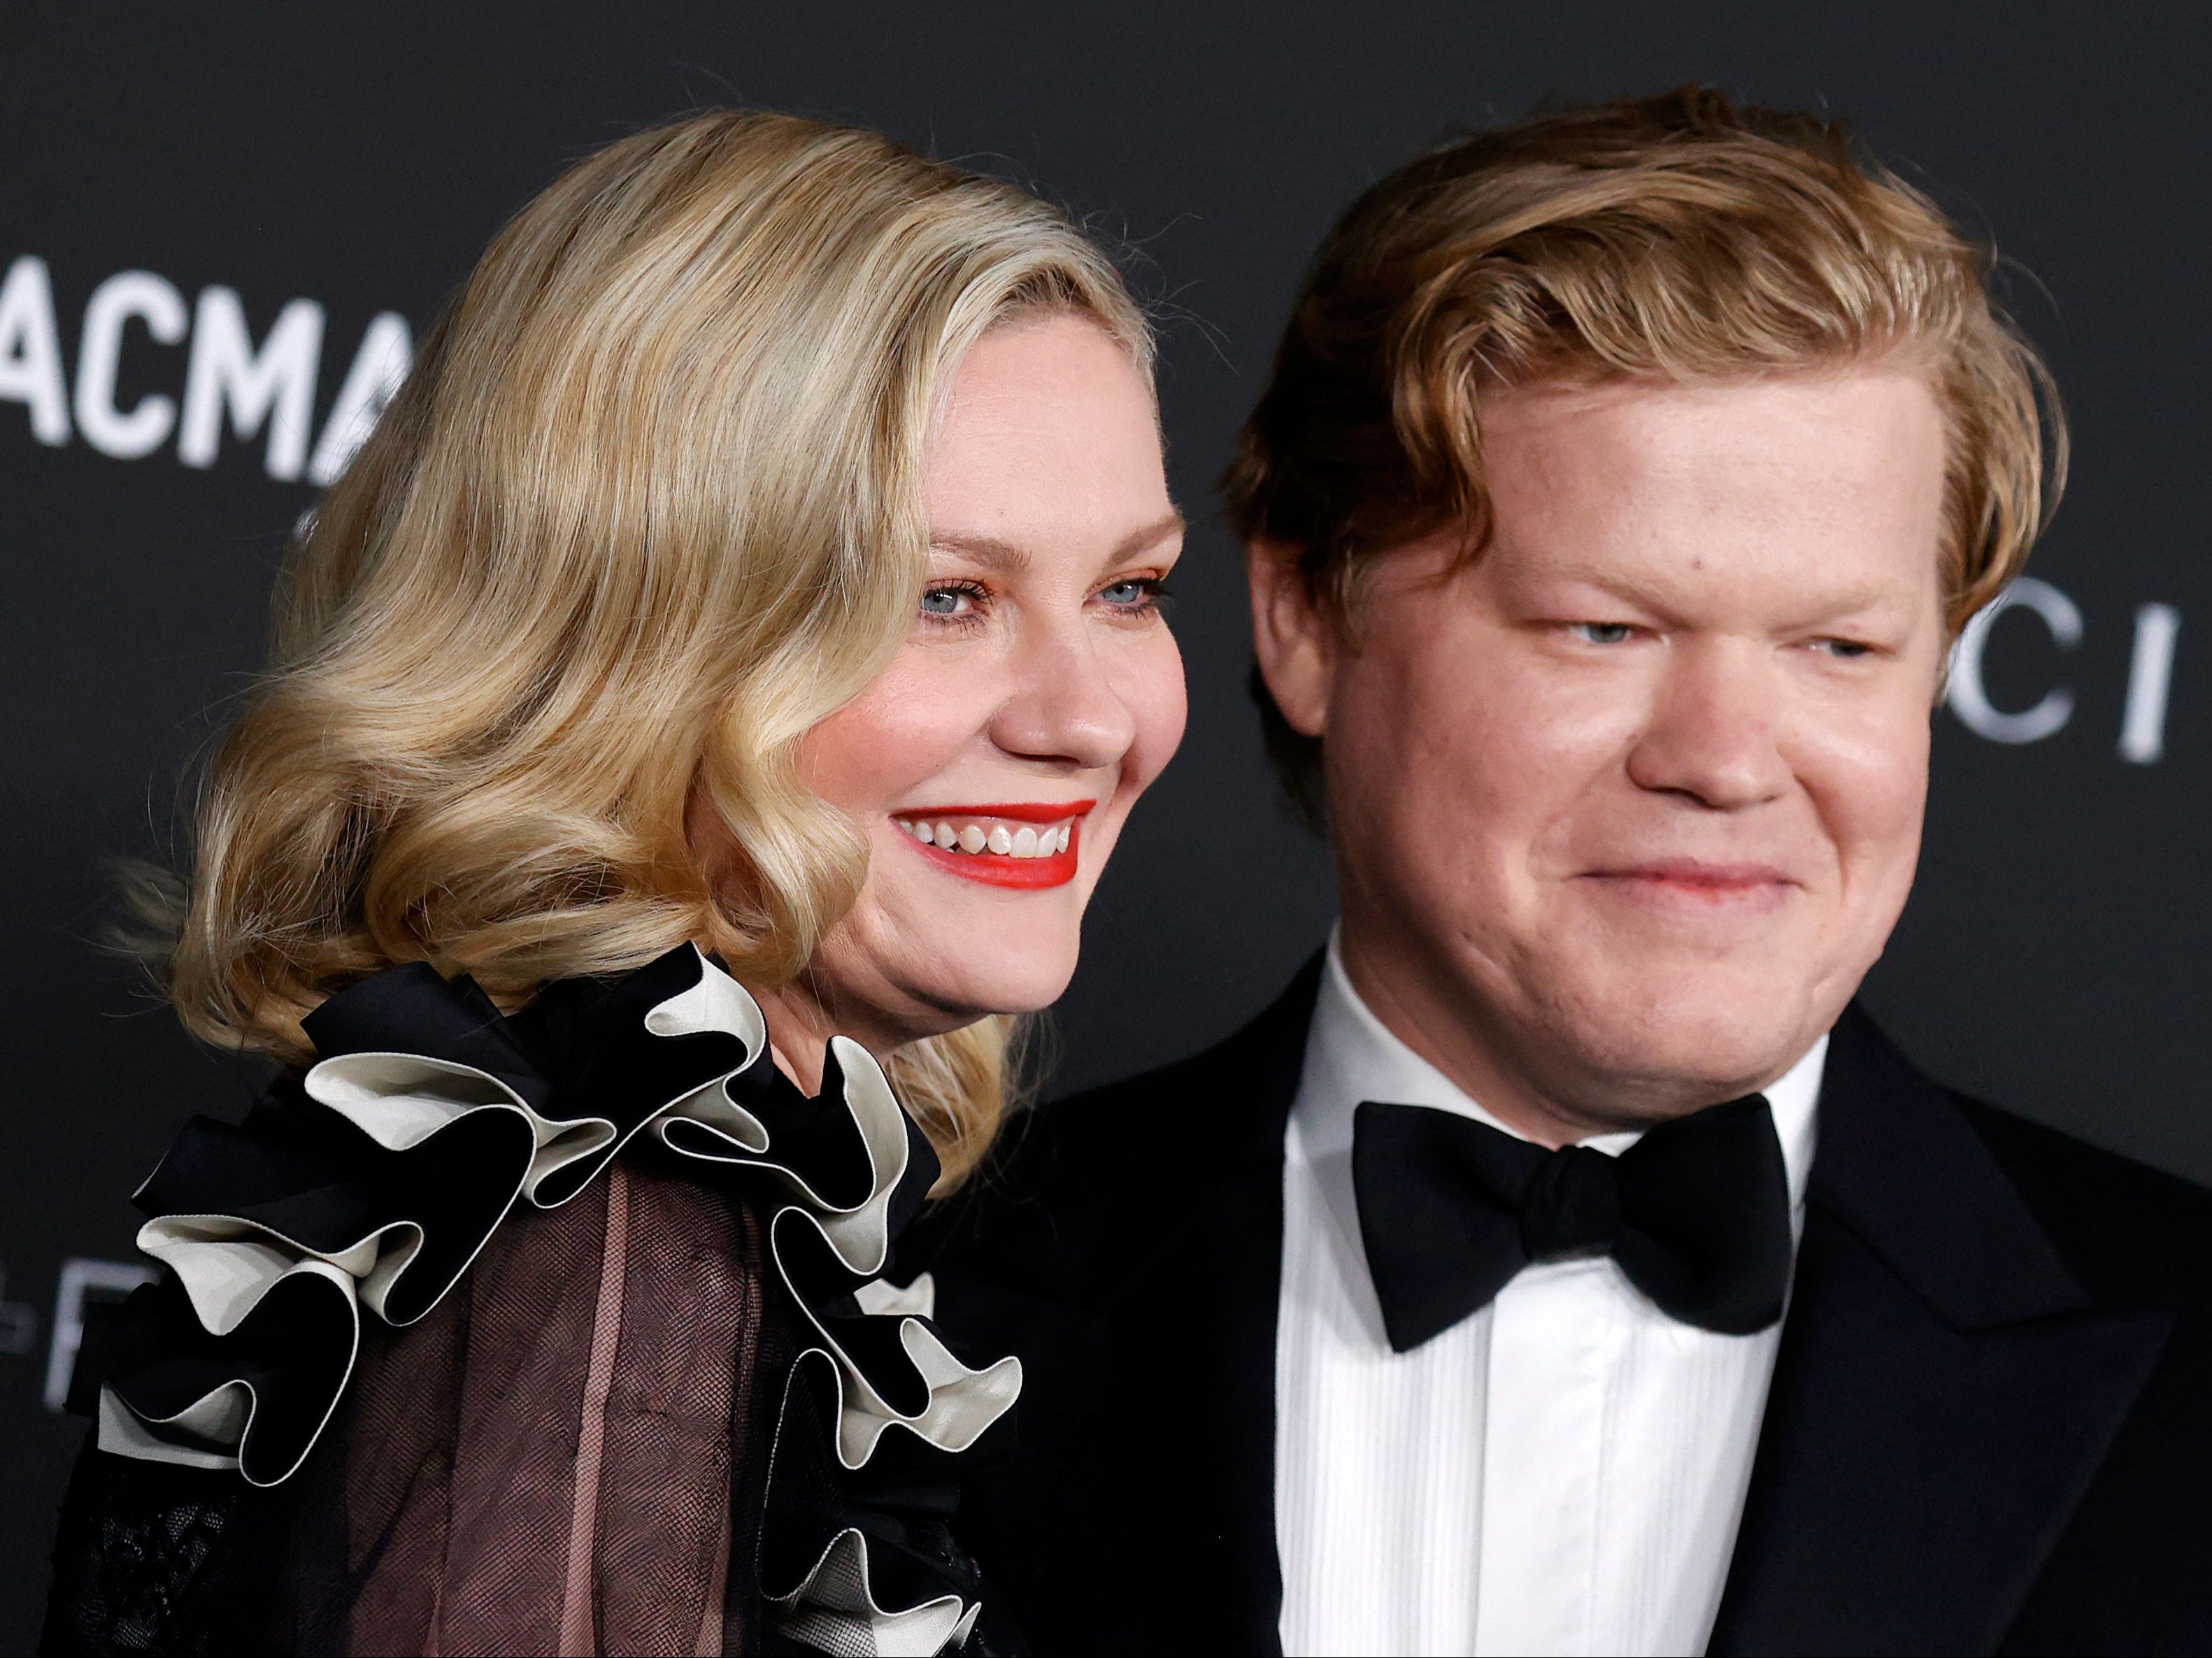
top-left (1246, 535), bottom-right (1336, 739)
top-left (684, 773), bottom-right (757, 913)
top-left (683, 775), bottom-right (732, 871)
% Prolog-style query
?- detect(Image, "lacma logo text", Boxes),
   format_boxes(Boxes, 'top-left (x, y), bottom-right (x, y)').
top-left (0, 253), bottom-right (410, 485)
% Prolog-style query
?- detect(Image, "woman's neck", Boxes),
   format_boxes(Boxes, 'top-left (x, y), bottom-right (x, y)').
top-left (750, 975), bottom-right (900, 1096)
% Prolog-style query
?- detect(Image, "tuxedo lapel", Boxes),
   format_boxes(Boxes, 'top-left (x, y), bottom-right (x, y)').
top-left (1161, 955), bottom-right (1320, 1655)
top-left (1708, 1006), bottom-right (2173, 1657)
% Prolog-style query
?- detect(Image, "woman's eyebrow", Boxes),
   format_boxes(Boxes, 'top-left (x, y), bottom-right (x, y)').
top-left (930, 534), bottom-right (1031, 571)
top-left (1115, 510), bottom-right (1187, 559)
top-left (931, 510), bottom-right (1186, 572)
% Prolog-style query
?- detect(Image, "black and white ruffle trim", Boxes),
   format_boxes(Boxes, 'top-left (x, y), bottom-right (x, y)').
top-left (94, 943), bottom-right (1020, 1658)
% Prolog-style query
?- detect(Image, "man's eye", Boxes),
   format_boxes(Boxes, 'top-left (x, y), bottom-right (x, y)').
top-left (1574, 622), bottom-right (1634, 645)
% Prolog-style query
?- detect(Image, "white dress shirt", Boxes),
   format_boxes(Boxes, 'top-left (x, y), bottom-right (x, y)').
top-left (1275, 938), bottom-right (1824, 1658)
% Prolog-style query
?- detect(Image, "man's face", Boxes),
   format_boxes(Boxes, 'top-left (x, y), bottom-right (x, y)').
top-left (1251, 371), bottom-right (1950, 1134)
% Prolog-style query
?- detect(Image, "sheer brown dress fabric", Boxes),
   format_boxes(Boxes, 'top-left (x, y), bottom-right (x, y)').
top-left (50, 945), bottom-right (1015, 1658)
top-left (338, 1156), bottom-right (769, 1657)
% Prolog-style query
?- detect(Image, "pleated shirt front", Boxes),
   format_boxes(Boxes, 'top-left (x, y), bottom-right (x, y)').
top-left (1274, 941), bottom-right (1824, 1658)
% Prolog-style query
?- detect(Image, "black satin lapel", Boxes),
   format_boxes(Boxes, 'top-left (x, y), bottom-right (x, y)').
top-left (1710, 1007), bottom-right (2174, 1657)
top-left (1171, 953), bottom-right (1320, 1657)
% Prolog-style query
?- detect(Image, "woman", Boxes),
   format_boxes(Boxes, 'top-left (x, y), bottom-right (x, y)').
top-left (43, 109), bottom-right (1184, 1657)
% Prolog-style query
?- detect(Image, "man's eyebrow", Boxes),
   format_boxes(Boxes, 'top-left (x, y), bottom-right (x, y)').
top-left (930, 510), bottom-right (1186, 571)
top-left (1547, 563), bottom-right (1914, 620)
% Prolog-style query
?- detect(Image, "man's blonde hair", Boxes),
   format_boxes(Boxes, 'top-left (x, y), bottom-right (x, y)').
top-left (1225, 87), bottom-right (2064, 824)
top-left (157, 109), bottom-right (1149, 1186)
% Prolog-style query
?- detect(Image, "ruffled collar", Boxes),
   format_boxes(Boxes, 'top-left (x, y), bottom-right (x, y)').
top-left (94, 943), bottom-right (1020, 1657)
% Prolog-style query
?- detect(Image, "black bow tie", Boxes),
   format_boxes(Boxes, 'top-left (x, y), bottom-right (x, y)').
top-left (1350, 1094), bottom-right (1792, 1352)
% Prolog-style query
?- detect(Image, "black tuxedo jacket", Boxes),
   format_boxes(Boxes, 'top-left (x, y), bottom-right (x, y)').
top-left (922, 959), bottom-right (2212, 1655)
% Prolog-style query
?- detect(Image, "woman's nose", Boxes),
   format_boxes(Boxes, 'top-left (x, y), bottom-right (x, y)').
top-left (987, 619), bottom-right (1138, 771)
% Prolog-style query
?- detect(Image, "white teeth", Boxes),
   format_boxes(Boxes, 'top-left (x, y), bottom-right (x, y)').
top-left (895, 815), bottom-right (1078, 856)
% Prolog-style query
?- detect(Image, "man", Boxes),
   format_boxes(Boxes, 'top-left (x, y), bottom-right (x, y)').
top-left (925, 89), bottom-right (2212, 1656)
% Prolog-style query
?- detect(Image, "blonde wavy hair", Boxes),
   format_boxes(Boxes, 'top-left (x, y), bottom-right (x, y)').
top-left (157, 110), bottom-right (1150, 1186)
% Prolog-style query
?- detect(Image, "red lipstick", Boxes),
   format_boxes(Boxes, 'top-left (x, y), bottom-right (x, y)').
top-left (892, 801), bottom-right (1094, 890)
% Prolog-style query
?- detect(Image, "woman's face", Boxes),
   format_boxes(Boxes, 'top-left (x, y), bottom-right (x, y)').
top-left (792, 313), bottom-right (1186, 1048)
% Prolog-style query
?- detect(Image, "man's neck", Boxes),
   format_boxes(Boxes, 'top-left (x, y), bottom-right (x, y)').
top-left (1332, 939), bottom-right (1596, 1148)
top-left (1329, 919), bottom-right (1800, 1148)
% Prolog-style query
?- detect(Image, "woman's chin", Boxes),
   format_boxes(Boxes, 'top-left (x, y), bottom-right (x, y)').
top-left (843, 880), bottom-right (1086, 1023)
top-left (904, 943), bottom-right (1078, 1024)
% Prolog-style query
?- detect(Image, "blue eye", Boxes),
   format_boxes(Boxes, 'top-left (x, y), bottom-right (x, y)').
top-left (920, 583), bottom-right (984, 620)
top-left (1575, 622), bottom-right (1634, 645)
top-left (1097, 577), bottom-right (1166, 612)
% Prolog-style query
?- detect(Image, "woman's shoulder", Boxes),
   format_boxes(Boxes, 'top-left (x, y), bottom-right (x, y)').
top-left (69, 942), bottom-right (1022, 1657)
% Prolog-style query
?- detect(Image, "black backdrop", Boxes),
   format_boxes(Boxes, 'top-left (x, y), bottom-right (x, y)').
top-left (3, 3), bottom-right (2206, 1643)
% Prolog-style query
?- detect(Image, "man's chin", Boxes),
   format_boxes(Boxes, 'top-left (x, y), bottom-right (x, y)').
top-left (1534, 975), bottom-right (1827, 1109)
top-left (1565, 882), bottom-right (1811, 956)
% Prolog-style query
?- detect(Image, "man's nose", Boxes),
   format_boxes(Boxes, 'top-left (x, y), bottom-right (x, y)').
top-left (987, 617), bottom-right (1137, 771)
top-left (1623, 641), bottom-right (1792, 810)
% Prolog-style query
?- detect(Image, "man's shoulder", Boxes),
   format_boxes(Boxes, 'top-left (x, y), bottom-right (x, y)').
top-left (921, 954), bottom-right (1324, 1301)
top-left (1942, 1092), bottom-right (2212, 1651)
top-left (1828, 1003), bottom-right (2212, 1313)
top-left (1953, 1092), bottom-right (2212, 1308)
top-left (953, 1046), bottom-right (1225, 1257)
top-left (1010, 997), bottom-right (1293, 1178)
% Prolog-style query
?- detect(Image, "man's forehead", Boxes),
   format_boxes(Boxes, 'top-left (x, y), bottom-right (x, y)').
top-left (1478, 375), bottom-right (1946, 564)
top-left (1482, 370), bottom-right (1946, 465)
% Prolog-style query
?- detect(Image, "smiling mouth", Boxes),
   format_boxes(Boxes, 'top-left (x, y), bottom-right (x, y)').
top-left (1583, 860), bottom-right (1798, 903)
top-left (893, 801), bottom-right (1092, 889)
